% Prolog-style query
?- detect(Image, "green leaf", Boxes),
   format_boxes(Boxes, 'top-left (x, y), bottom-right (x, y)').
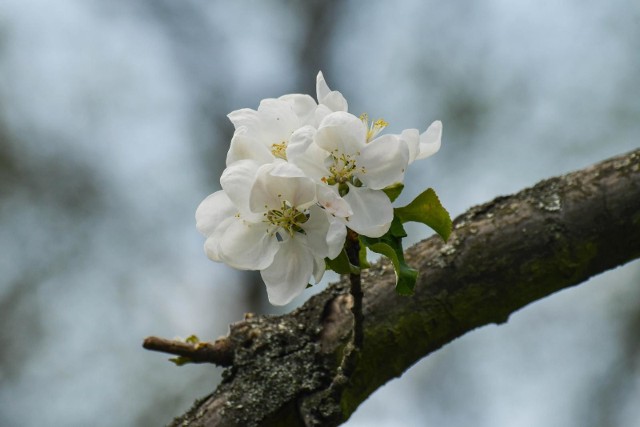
top-left (389, 215), bottom-right (407, 238)
top-left (169, 356), bottom-right (193, 366)
top-left (394, 188), bottom-right (452, 241)
top-left (361, 220), bottom-right (418, 295)
top-left (382, 182), bottom-right (404, 202)
top-left (326, 249), bottom-right (360, 275)
top-left (358, 240), bottom-right (371, 269)
top-left (325, 249), bottom-right (351, 274)
top-left (185, 335), bottom-right (200, 344)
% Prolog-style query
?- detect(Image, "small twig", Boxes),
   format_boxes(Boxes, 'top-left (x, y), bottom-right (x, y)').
top-left (324, 228), bottom-right (365, 407)
top-left (345, 228), bottom-right (364, 349)
top-left (143, 336), bottom-right (234, 367)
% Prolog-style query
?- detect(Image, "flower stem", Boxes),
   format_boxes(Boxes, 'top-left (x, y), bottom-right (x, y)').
top-left (345, 229), bottom-right (364, 349)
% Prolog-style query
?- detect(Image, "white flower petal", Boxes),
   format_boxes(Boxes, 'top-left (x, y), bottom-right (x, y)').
top-left (399, 128), bottom-right (420, 164)
top-left (286, 125), bottom-right (316, 161)
top-left (357, 134), bottom-right (410, 190)
top-left (316, 112), bottom-right (366, 155)
top-left (228, 99), bottom-right (300, 157)
top-left (416, 120), bottom-right (442, 160)
top-left (255, 98), bottom-right (300, 138)
top-left (312, 255), bottom-right (326, 283)
top-left (203, 216), bottom-right (234, 262)
top-left (220, 159), bottom-right (260, 214)
top-left (316, 71), bottom-right (348, 112)
top-left (261, 238), bottom-right (315, 305)
top-left (195, 190), bottom-right (236, 237)
top-left (249, 163), bottom-right (317, 212)
top-left (313, 104), bottom-right (333, 126)
top-left (227, 107), bottom-right (259, 131)
top-left (301, 205), bottom-right (331, 257)
top-left (226, 127), bottom-right (274, 166)
top-left (316, 72), bottom-right (331, 103)
top-left (217, 215), bottom-right (278, 270)
top-left (321, 92), bottom-right (349, 113)
top-left (325, 215), bottom-right (348, 259)
top-left (287, 127), bottom-right (330, 182)
top-left (316, 185), bottom-right (352, 218)
top-left (279, 93), bottom-right (318, 126)
top-left (268, 159), bottom-right (307, 178)
top-left (343, 185), bottom-right (393, 237)
top-left (203, 237), bottom-right (223, 262)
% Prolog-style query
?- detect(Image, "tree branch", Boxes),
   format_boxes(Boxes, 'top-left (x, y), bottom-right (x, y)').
top-left (159, 148), bottom-right (640, 427)
top-left (143, 336), bottom-right (234, 366)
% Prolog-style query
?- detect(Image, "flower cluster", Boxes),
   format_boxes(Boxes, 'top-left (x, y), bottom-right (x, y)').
top-left (196, 72), bottom-right (443, 305)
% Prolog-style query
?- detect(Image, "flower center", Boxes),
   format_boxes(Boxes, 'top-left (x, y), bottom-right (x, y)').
top-left (360, 113), bottom-right (388, 142)
top-left (327, 152), bottom-right (358, 183)
top-left (321, 150), bottom-right (366, 196)
top-left (264, 200), bottom-right (309, 237)
top-left (271, 141), bottom-right (288, 160)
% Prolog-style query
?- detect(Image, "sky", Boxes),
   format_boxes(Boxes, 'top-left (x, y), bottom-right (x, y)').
top-left (0, 1), bottom-right (638, 426)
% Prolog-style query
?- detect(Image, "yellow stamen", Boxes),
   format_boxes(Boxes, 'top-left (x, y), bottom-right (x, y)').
top-left (271, 141), bottom-right (287, 160)
top-left (360, 113), bottom-right (388, 142)
top-left (265, 201), bottom-right (308, 236)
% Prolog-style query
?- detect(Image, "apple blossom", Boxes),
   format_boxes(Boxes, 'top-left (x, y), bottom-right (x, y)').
top-left (196, 160), bottom-right (346, 305)
top-left (226, 72), bottom-right (347, 166)
top-left (286, 111), bottom-right (410, 237)
top-left (196, 70), bottom-right (450, 304)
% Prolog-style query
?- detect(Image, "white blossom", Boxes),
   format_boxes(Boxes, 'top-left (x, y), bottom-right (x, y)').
top-left (196, 160), bottom-right (346, 305)
top-left (197, 71), bottom-right (443, 305)
top-left (226, 72), bottom-right (347, 167)
top-left (286, 111), bottom-right (410, 237)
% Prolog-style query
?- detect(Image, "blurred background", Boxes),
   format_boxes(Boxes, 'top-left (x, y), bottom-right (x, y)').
top-left (0, 1), bottom-right (639, 426)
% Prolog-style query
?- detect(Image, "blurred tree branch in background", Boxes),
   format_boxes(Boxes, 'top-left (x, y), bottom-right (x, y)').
top-left (0, 120), bottom-right (104, 381)
top-left (154, 148), bottom-right (640, 426)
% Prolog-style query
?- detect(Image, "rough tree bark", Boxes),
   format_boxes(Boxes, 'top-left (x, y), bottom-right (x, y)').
top-left (153, 148), bottom-right (640, 427)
